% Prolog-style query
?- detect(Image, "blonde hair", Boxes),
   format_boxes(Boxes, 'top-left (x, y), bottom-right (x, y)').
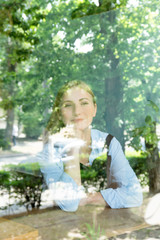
top-left (43, 80), bottom-right (96, 142)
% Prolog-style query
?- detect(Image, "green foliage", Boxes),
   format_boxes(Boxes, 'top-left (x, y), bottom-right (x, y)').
top-left (130, 101), bottom-right (159, 153)
top-left (0, 170), bottom-right (10, 194)
top-left (0, 0), bottom-right (160, 190)
top-left (20, 111), bottom-right (43, 139)
top-left (2, 0), bottom-right (158, 149)
top-left (147, 100), bottom-right (159, 113)
top-left (0, 0), bottom-right (46, 45)
top-left (0, 129), bottom-right (9, 150)
top-left (127, 154), bottom-right (149, 187)
top-left (0, 0), bottom-right (47, 150)
top-left (81, 156), bottom-right (107, 192)
top-left (129, 101), bottom-right (160, 192)
top-left (71, 0), bottom-right (128, 19)
top-left (2, 163), bottom-right (43, 211)
top-left (82, 222), bottom-right (106, 240)
top-left (11, 162), bottom-right (42, 177)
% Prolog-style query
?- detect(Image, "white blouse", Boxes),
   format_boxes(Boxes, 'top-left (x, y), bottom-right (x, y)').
top-left (38, 129), bottom-right (143, 212)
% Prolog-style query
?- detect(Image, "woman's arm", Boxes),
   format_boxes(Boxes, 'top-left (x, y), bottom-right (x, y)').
top-left (79, 192), bottom-right (108, 206)
top-left (100, 137), bottom-right (143, 208)
top-left (63, 147), bottom-right (81, 186)
top-left (39, 139), bottom-right (85, 212)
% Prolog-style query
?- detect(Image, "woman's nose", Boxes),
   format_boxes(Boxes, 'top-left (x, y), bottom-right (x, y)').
top-left (74, 104), bottom-right (81, 116)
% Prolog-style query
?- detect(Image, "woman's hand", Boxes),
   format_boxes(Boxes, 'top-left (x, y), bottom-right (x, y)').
top-left (79, 192), bottom-right (108, 206)
top-left (49, 126), bottom-right (83, 186)
top-left (55, 124), bottom-right (83, 138)
top-left (51, 126), bottom-right (84, 150)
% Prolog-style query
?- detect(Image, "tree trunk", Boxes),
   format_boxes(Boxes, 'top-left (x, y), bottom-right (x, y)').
top-left (146, 147), bottom-right (160, 193)
top-left (4, 39), bottom-right (16, 150)
top-left (105, 72), bottom-right (124, 149)
top-left (5, 108), bottom-right (14, 150)
top-left (145, 122), bottom-right (160, 193)
top-left (100, 10), bottom-right (124, 149)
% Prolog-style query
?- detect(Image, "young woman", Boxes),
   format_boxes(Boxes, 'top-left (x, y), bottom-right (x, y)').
top-left (39, 80), bottom-right (143, 212)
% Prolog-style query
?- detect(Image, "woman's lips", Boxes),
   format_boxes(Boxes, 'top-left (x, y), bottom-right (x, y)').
top-left (73, 119), bottom-right (83, 123)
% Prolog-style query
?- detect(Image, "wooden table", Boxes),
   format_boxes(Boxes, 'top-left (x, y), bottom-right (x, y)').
top-left (0, 202), bottom-right (150, 240)
top-left (0, 217), bottom-right (38, 240)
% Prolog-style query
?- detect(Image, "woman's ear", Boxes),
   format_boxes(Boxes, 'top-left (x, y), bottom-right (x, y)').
top-left (93, 103), bottom-right (97, 117)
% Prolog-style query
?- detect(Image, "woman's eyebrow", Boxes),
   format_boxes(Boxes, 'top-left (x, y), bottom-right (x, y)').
top-left (63, 100), bottom-right (72, 103)
top-left (62, 98), bottom-right (89, 103)
top-left (79, 98), bottom-right (89, 101)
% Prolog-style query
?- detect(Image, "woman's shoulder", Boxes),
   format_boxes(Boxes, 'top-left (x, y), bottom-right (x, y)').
top-left (91, 128), bottom-right (108, 139)
top-left (91, 128), bottom-right (120, 148)
top-left (91, 129), bottom-right (109, 147)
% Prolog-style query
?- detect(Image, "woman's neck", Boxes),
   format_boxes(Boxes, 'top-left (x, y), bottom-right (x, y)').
top-left (78, 128), bottom-right (92, 166)
top-left (76, 127), bottom-right (91, 144)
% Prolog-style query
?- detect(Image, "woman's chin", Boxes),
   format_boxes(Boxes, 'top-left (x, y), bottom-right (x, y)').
top-left (65, 122), bottom-right (91, 133)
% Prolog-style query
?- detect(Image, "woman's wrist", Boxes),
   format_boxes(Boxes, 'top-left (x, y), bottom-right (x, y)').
top-left (64, 158), bottom-right (81, 185)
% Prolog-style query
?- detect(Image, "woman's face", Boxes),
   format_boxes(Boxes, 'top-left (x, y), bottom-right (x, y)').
top-left (60, 87), bottom-right (97, 131)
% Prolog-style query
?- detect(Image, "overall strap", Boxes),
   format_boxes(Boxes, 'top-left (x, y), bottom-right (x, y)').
top-left (105, 134), bottom-right (114, 149)
top-left (105, 134), bottom-right (114, 181)
top-left (105, 134), bottom-right (118, 189)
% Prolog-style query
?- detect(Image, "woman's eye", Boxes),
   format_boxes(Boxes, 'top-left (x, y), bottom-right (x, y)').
top-left (81, 101), bottom-right (89, 106)
top-left (64, 104), bottom-right (72, 108)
